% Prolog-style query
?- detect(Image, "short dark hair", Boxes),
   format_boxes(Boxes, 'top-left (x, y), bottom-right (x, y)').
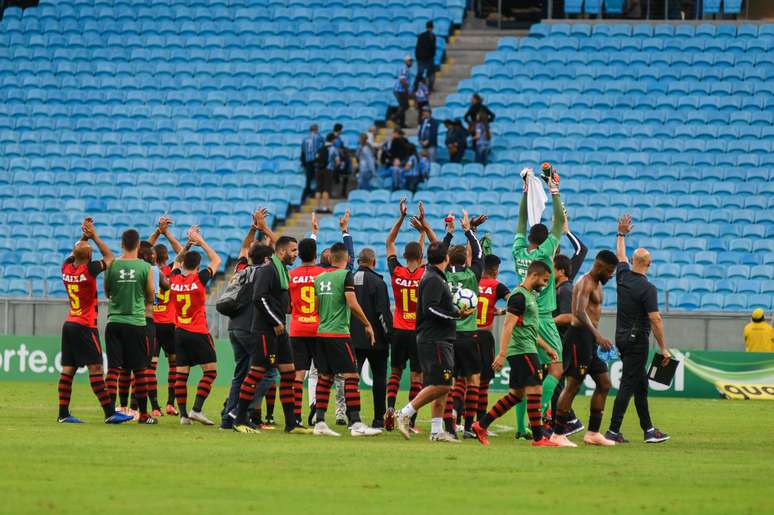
top-left (320, 248), bottom-right (331, 266)
top-left (121, 229), bottom-right (140, 251)
top-left (298, 238), bottom-right (317, 263)
top-left (330, 242), bottom-right (348, 263)
top-left (596, 250), bottom-right (619, 266)
top-left (183, 250), bottom-right (202, 270)
top-left (403, 241), bottom-right (422, 261)
top-left (333, 123), bottom-right (343, 132)
top-left (484, 254), bottom-right (501, 273)
top-left (448, 244), bottom-right (467, 266)
top-left (248, 242), bottom-right (273, 265)
top-left (553, 255), bottom-right (572, 277)
top-left (326, 133), bottom-right (335, 142)
top-left (358, 248), bottom-right (376, 266)
top-left (276, 236), bottom-right (297, 251)
top-left (138, 241), bottom-right (154, 264)
top-left (154, 243), bottom-right (168, 264)
top-left (426, 20), bottom-right (433, 28)
top-left (427, 241), bottom-right (448, 265)
top-left (527, 260), bottom-right (551, 276)
top-left (528, 224), bottom-right (549, 245)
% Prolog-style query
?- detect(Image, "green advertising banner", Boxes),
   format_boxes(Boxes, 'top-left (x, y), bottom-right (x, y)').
top-left (1, 336), bottom-right (773, 399)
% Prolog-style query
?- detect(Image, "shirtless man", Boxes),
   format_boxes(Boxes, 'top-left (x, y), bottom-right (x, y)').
top-left (550, 250), bottom-right (619, 447)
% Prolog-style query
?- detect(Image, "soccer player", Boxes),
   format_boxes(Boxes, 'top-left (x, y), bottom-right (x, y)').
top-left (138, 240), bottom-right (169, 417)
top-left (396, 241), bottom-right (475, 442)
top-left (289, 234), bottom-right (327, 426)
top-left (170, 227), bottom-right (221, 425)
top-left (148, 215), bottom-right (185, 415)
top-left (104, 228), bottom-right (158, 424)
top-left (443, 210), bottom-right (486, 438)
top-left (552, 250), bottom-right (619, 447)
top-left (512, 169), bottom-right (565, 425)
top-left (383, 199), bottom-right (427, 431)
top-left (57, 218), bottom-right (133, 424)
top-left (233, 236), bottom-right (312, 435)
top-left (312, 242), bottom-right (381, 437)
top-left (471, 261), bottom-right (559, 447)
top-left (475, 254), bottom-right (511, 425)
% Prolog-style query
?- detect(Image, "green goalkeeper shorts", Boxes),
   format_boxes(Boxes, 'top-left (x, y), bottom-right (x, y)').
top-left (537, 315), bottom-right (563, 366)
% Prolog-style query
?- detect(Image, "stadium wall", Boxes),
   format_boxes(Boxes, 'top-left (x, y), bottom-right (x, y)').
top-left (0, 297), bottom-right (752, 352)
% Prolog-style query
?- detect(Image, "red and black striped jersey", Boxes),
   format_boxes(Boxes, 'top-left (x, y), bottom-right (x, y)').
top-left (62, 257), bottom-right (104, 328)
top-left (170, 268), bottom-right (213, 334)
top-left (153, 264), bottom-right (175, 325)
top-left (477, 277), bottom-right (510, 329)
top-left (388, 255), bottom-right (425, 331)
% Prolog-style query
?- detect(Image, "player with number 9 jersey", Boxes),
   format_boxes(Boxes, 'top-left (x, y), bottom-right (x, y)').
top-left (289, 263), bottom-right (327, 371)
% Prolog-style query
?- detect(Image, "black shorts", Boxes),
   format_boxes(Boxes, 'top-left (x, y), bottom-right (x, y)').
top-left (314, 337), bottom-right (358, 375)
top-left (61, 322), bottom-right (103, 368)
top-left (106, 322), bottom-right (151, 371)
top-left (250, 331), bottom-right (293, 368)
top-left (417, 340), bottom-right (455, 386)
top-left (155, 323), bottom-right (176, 358)
top-left (175, 328), bottom-right (217, 367)
top-left (477, 330), bottom-right (496, 384)
top-left (291, 336), bottom-right (316, 370)
top-left (563, 325), bottom-right (608, 380)
top-left (315, 168), bottom-right (332, 194)
top-left (507, 353), bottom-right (543, 389)
top-left (390, 329), bottom-right (420, 372)
top-left (453, 331), bottom-right (482, 378)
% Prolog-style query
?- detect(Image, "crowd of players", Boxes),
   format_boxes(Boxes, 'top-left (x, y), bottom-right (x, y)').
top-left (56, 166), bottom-right (671, 445)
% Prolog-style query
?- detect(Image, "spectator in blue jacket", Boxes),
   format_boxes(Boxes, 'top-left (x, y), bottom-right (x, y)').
top-left (300, 124), bottom-right (324, 201)
top-left (414, 76), bottom-right (430, 113)
top-left (392, 55), bottom-right (414, 129)
top-left (444, 119), bottom-right (467, 163)
top-left (402, 146), bottom-right (421, 193)
top-left (417, 107), bottom-right (439, 163)
top-left (333, 123), bottom-right (352, 197)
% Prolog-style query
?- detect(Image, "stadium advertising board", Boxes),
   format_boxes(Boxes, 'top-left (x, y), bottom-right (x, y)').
top-left (1, 336), bottom-right (772, 399)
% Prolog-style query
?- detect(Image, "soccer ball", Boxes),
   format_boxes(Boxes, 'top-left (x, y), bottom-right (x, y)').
top-left (453, 288), bottom-right (478, 311)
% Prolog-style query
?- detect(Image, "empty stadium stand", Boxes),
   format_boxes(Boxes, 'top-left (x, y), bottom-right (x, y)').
top-left (0, 0), bottom-right (465, 297)
top-left (334, 22), bottom-right (773, 312)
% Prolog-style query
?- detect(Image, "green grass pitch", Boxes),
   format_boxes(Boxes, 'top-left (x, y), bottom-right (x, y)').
top-left (1, 381), bottom-right (773, 515)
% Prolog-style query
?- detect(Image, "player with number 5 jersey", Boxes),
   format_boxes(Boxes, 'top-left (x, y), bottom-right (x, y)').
top-left (169, 227), bottom-right (221, 426)
top-left (57, 217), bottom-right (133, 425)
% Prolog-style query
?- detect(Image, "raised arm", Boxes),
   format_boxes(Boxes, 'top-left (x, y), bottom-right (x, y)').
top-left (188, 228), bottom-right (222, 273)
top-left (461, 210), bottom-right (484, 279)
top-left (616, 214), bottom-right (632, 265)
top-left (564, 211), bottom-right (588, 281)
top-left (516, 191), bottom-right (528, 235)
top-left (415, 201), bottom-right (439, 243)
top-left (239, 212), bottom-right (260, 259)
top-left (82, 218), bottom-right (114, 269)
top-left (548, 174), bottom-right (564, 239)
top-left (254, 207), bottom-right (278, 248)
top-left (386, 198), bottom-right (407, 258)
top-left (339, 209), bottom-right (355, 270)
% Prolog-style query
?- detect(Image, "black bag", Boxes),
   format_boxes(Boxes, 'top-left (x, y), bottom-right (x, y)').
top-left (215, 265), bottom-right (257, 318)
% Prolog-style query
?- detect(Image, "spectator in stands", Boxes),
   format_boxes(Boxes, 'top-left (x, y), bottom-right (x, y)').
top-left (386, 158), bottom-right (403, 191)
top-left (414, 75), bottom-right (430, 113)
top-left (357, 133), bottom-right (377, 191)
top-left (333, 123), bottom-right (352, 197)
top-left (444, 119), bottom-right (467, 163)
top-left (402, 145), bottom-right (421, 193)
top-left (415, 21), bottom-right (436, 92)
top-left (418, 149), bottom-right (431, 183)
top-left (315, 133), bottom-right (338, 214)
top-left (623, 0), bottom-right (642, 18)
top-left (417, 107), bottom-right (439, 163)
top-left (367, 126), bottom-right (378, 147)
top-left (392, 55), bottom-right (414, 129)
top-left (464, 93), bottom-right (495, 134)
top-left (300, 124), bottom-right (324, 201)
top-left (743, 309), bottom-right (774, 352)
top-left (472, 111), bottom-right (491, 164)
top-left (381, 129), bottom-right (411, 166)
